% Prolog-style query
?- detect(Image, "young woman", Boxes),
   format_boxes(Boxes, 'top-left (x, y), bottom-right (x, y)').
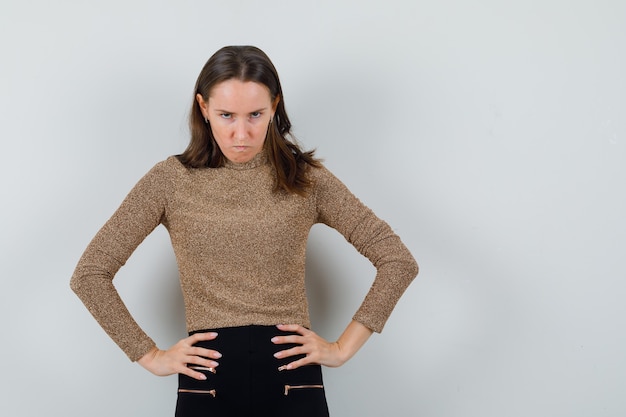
top-left (71, 45), bottom-right (418, 417)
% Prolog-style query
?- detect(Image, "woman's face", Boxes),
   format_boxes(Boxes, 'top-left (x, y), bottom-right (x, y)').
top-left (197, 79), bottom-right (278, 164)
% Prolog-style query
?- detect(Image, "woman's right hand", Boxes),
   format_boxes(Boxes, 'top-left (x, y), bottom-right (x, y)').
top-left (137, 332), bottom-right (221, 380)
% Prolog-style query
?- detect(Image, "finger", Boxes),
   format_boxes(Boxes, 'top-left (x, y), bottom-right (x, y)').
top-left (188, 332), bottom-right (219, 344)
top-left (271, 334), bottom-right (305, 346)
top-left (185, 351), bottom-right (221, 370)
top-left (278, 355), bottom-right (313, 371)
top-left (184, 333), bottom-right (222, 358)
top-left (187, 362), bottom-right (219, 375)
top-left (179, 365), bottom-right (209, 381)
top-left (273, 345), bottom-right (306, 360)
top-left (185, 354), bottom-right (220, 369)
top-left (189, 346), bottom-right (222, 360)
top-left (276, 324), bottom-right (309, 335)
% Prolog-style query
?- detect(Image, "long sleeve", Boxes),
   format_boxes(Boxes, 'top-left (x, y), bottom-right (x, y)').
top-left (70, 161), bottom-right (173, 361)
top-left (312, 167), bottom-right (418, 333)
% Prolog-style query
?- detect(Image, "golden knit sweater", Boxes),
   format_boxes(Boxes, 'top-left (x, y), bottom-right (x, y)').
top-left (70, 151), bottom-right (418, 361)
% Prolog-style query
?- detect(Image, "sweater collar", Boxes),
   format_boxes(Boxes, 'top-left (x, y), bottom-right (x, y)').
top-left (223, 149), bottom-right (268, 170)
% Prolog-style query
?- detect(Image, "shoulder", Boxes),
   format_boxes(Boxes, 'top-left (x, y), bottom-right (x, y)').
top-left (130, 156), bottom-right (191, 194)
top-left (159, 155), bottom-right (187, 172)
top-left (306, 163), bottom-right (359, 207)
top-left (307, 163), bottom-right (348, 191)
top-left (307, 162), bottom-right (336, 185)
top-left (143, 156), bottom-right (190, 179)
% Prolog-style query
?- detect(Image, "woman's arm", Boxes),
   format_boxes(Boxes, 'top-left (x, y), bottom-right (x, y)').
top-left (272, 166), bottom-right (418, 369)
top-left (312, 166), bottom-right (419, 333)
top-left (70, 160), bottom-right (174, 361)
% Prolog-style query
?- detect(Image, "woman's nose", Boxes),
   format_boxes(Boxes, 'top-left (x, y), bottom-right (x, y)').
top-left (233, 119), bottom-right (247, 140)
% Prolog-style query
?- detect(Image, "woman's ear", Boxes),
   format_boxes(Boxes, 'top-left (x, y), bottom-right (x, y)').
top-left (196, 93), bottom-right (208, 119)
top-left (272, 94), bottom-right (281, 113)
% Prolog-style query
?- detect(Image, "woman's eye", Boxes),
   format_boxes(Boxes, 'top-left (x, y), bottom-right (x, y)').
top-left (250, 112), bottom-right (261, 119)
top-left (220, 113), bottom-right (232, 119)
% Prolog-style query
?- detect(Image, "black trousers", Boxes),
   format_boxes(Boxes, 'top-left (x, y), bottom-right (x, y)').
top-left (175, 325), bottom-right (330, 417)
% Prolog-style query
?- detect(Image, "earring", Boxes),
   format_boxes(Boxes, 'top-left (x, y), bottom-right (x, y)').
top-left (204, 117), bottom-right (209, 124)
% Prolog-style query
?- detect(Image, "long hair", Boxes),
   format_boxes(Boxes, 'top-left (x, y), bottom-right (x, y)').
top-left (177, 45), bottom-right (321, 195)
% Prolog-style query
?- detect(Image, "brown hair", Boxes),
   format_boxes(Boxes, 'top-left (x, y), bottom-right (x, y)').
top-left (177, 45), bottom-right (321, 195)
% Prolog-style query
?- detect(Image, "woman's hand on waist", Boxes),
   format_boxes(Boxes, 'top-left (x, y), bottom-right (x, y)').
top-left (272, 321), bottom-right (373, 370)
top-left (137, 332), bottom-right (222, 380)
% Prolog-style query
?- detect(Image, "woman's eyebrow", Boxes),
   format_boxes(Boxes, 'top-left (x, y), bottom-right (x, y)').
top-left (213, 107), bottom-right (268, 113)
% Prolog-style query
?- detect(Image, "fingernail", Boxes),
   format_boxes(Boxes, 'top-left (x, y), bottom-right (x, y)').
top-left (199, 374), bottom-right (207, 380)
top-left (214, 352), bottom-right (222, 358)
top-left (271, 337), bottom-right (278, 343)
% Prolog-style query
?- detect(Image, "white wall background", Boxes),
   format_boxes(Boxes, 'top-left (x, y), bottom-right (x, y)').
top-left (1, 1), bottom-right (625, 416)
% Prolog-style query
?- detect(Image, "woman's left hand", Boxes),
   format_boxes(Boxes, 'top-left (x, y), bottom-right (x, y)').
top-left (272, 321), bottom-right (374, 371)
top-left (271, 324), bottom-right (346, 370)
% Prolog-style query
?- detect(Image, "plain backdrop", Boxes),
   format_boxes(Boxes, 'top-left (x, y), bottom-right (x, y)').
top-left (1, 1), bottom-right (625, 416)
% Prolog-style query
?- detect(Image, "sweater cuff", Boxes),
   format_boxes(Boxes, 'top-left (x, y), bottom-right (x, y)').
top-left (126, 338), bottom-right (157, 362)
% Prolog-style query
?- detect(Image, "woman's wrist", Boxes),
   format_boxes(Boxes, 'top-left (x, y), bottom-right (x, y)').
top-left (137, 346), bottom-right (159, 368)
top-left (335, 320), bottom-right (374, 364)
